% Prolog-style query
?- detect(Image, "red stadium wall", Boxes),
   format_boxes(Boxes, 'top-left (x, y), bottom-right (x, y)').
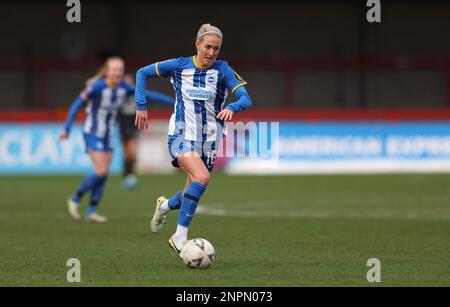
top-left (1, 57), bottom-right (450, 109)
top-left (1, 109), bottom-right (450, 123)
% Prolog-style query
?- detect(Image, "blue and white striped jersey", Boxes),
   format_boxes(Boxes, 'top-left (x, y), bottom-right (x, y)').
top-left (80, 79), bottom-right (134, 138)
top-left (136, 56), bottom-right (249, 142)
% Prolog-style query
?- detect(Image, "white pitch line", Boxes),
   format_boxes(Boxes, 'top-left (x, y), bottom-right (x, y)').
top-left (196, 205), bottom-right (450, 221)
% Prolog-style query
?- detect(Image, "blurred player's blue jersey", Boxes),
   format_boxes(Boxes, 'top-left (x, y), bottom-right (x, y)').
top-left (80, 79), bottom-right (134, 138)
top-left (64, 77), bottom-right (175, 152)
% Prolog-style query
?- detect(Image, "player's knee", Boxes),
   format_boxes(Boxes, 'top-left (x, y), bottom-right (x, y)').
top-left (95, 167), bottom-right (109, 177)
top-left (192, 172), bottom-right (210, 186)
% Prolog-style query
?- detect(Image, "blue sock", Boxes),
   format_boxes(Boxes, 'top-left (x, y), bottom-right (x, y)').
top-left (86, 204), bottom-right (98, 216)
top-left (168, 190), bottom-right (183, 210)
top-left (87, 175), bottom-right (108, 216)
top-left (178, 181), bottom-right (207, 227)
top-left (71, 173), bottom-right (98, 202)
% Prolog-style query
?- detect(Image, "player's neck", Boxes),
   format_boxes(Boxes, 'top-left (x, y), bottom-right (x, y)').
top-left (106, 79), bottom-right (120, 89)
top-left (194, 55), bottom-right (214, 69)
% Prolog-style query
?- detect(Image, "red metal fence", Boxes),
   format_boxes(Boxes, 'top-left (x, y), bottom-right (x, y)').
top-left (1, 57), bottom-right (450, 108)
top-left (2, 109), bottom-right (450, 124)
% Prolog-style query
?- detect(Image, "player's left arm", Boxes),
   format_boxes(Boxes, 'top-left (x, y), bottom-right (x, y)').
top-left (225, 86), bottom-right (252, 113)
top-left (218, 66), bottom-right (252, 121)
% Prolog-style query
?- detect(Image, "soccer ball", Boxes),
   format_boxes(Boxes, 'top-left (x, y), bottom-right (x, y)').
top-left (180, 238), bottom-right (215, 269)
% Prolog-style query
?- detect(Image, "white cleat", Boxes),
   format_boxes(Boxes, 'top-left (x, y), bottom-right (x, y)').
top-left (85, 213), bottom-right (108, 223)
top-left (150, 196), bottom-right (168, 233)
top-left (168, 235), bottom-right (188, 256)
top-left (67, 198), bottom-right (81, 221)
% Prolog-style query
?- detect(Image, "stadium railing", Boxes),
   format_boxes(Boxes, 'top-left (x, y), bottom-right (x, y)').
top-left (0, 57), bottom-right (449, 109)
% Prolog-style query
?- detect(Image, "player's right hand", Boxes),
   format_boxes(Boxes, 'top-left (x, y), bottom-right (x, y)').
top-left (59, 130), bottom-right (69, 141)
top-left (135, 110), bottom-right (149, 130)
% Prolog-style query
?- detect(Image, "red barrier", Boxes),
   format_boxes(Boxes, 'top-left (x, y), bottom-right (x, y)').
top-left (234, 109), bottom-right (450, 121)
top-left (1, 109), bottom-right (450, 123)
top-left (1, 57), bottom-right (450, 107)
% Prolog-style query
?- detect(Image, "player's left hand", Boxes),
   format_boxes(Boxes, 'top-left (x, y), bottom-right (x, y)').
top-left (216, 109), bottom-right (234, 121)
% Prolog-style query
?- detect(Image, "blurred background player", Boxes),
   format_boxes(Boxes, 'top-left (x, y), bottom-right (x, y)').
top-left (61, 56), bottom-right (173, 222)
top-left (60, 56), bottom-right (129, 223)
top-left (134, 24), bottom-right (252, 254)
top-left (119, 74), bottom-right (174, 190)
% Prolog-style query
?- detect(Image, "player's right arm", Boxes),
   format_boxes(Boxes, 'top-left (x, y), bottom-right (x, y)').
top-left (60, 85), bottom-right (94, 141)
top-left (134, 59), bottom-right (178, 130)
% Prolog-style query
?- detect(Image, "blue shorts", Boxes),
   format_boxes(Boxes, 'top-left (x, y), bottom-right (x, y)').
top-left (83, 133), bottom-right (114, 153)
top-left (168, 135), bottom-right (217, 173)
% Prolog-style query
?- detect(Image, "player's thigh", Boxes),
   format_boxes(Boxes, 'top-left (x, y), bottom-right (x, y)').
top-left (177, 152), bottom-right (210, 185)
top-left (104, 152), bottom-right (113, 166)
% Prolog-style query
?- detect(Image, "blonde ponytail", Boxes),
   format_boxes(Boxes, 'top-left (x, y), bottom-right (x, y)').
top-left (85, 66), bottom-right (106, 86)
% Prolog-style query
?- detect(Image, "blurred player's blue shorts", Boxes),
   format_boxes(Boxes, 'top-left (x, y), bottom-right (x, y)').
top-left (83, 133), bottom-right (114, 153)
top-left (168, 135), bottom-right (217, 172)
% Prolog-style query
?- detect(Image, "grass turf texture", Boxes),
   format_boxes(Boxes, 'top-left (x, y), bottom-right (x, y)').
top-left (1, 173), bottom-right (450, 286)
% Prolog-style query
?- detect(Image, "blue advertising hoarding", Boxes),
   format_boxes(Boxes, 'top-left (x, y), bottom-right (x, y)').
top-left (0, 123), bottom-right (123, 174)
top-left (226, 121), bottom-right (450, 174)
top-left (3, 121), bottom-right (450, 175)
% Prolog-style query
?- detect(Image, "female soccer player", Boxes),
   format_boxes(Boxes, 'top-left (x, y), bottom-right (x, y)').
top-left (134, 24), bottom-right (252, 254)
top-left (61, 56), bottom-right (173, 222)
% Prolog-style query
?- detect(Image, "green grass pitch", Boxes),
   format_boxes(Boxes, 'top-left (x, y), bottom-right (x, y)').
top-left (1, 173), bottom-right (450, 286)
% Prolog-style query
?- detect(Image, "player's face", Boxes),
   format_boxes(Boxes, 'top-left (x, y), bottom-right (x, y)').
top-left (106, 59), bottom-right (125, 85)
top-left (196, 35), bottom-right (222, 68)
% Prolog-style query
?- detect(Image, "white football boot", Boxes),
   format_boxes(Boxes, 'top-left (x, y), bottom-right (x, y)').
top-left (85, 212), bottom-right (108, 223)
top-left (67, 198), bottom-right (81, 221)
top-left (168, 234), bottom-right (187, 256)
top-left (150, 196), bottom-right (168, 233)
